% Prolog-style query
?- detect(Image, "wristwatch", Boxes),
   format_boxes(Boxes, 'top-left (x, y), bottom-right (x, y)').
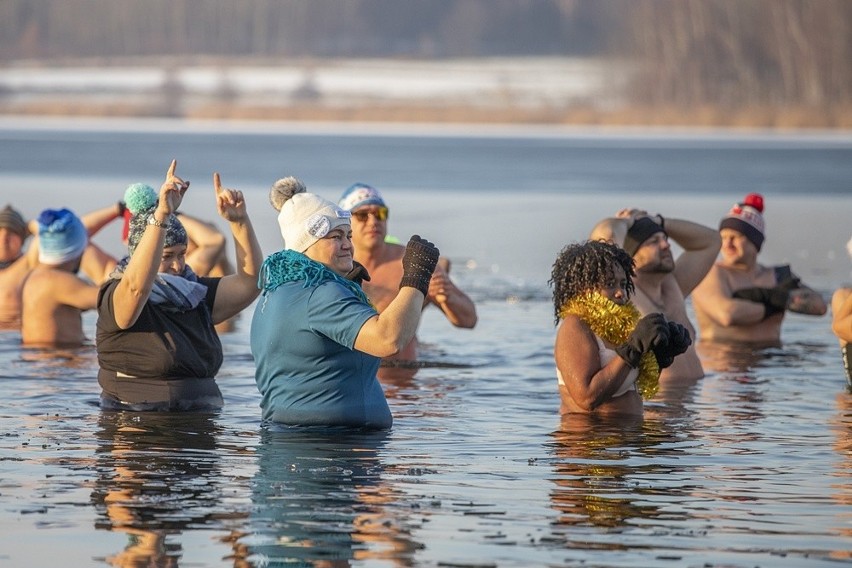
top-left (147, 215), bottom-right (167, 228)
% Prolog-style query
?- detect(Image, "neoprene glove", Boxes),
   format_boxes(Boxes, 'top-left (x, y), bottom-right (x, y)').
top-left (399, 235), bottom-right (440, 296)
top-left (652, 321), bottom-right (692, 369)
top-left (732, 285), bottom-right (791, 319)
top-left (345, 260), bottom-right (371, 286)
top-left (615, 313), bottom-right (670, 369)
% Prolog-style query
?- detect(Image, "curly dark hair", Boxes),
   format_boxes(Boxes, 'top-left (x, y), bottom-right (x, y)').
top-left (548, 239), bottom-right (635, 324)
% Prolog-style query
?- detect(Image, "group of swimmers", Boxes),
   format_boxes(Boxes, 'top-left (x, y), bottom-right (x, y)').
top-left (0, 159), bottom-right (477, 426)
top-left (0, 165), bottom-right (849, 426)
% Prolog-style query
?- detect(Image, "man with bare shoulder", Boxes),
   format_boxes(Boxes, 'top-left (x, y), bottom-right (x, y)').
top-left (692, 193), bottom-right (827, 346)
top-left (1, 201), bottom-right (125, 329)
top-left (21, 208), bottom-right (117, 347)
top-left (590, 208), bottom-right (721, 385)
top-left (0, 205), bottom-right (37, 327)
top-left (337, 183), bottom-right (477, 362)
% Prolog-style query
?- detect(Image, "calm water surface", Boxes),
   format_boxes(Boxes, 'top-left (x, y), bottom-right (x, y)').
top-left (0, 119), bottom-right (850, 567)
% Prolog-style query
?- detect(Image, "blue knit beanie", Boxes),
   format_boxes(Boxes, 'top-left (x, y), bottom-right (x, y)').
top-left (37, 208), bottom-right (87, 265)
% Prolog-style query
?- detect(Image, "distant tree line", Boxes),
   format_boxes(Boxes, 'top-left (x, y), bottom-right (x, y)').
top-left (624, 0), bottom-right (852, 108)
top-left (0, 0), bottom-right (612, 59)
top-left (0, 0), bottom-right (849, 109)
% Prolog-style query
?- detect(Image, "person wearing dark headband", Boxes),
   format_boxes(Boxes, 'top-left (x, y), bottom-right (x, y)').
top-left (693, 193), bottom-right (827, 346)
top-left (589, 207), bottom-right (720, 387)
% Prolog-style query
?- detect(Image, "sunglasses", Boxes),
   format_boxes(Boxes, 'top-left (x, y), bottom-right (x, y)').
top-left (352, 207), bottom-right (389, 222)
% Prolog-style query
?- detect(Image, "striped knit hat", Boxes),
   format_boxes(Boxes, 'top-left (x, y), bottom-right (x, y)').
top-left (720, 193), bottom-right (765, 251)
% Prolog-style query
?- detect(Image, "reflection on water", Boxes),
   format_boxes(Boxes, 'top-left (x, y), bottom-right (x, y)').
top-left (246, 427), bottom-right (419, 566)
top-left (0, 124), bottom-right (851, 566)
top-left (91, 411), bottom-right (248, 567)
top-left (548, 414), bottom-right (668, 531)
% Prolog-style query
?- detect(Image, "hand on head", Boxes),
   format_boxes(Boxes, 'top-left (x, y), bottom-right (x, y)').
top-left (213, 173), bottom-right (247, 223)
top-left (616, 208), bottom-right (649, 222)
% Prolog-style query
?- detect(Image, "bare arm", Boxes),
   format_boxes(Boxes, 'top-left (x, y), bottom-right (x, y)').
top-left (427, 258), bottom-right (477, 328)
top-left (832, 288), bottom-right (852, 343)
top-left (79, 241), bottom-right (117, 285)
top-left (50, 270), bottom-right (103, 311)
top-left (81, 202), bottom-right (124, 237)
top-left (176, 212), bottom-right (227, 276)
top-left (786, 279), bottom-right (828, 316)
top-left (555, 315), bottom-right (635, 411)
top-left (112, 160), bottom-right (188, 329)
top-left (209, 173), bottom-right (263, 324)
top-left (589, 217), bottom-right (629, 245)
top-left (354, 287), bottom-right (425, 357)
top-left (692, 265), bottom-right (766, 327)
top-left (664, 216), bottom-right (721, 297)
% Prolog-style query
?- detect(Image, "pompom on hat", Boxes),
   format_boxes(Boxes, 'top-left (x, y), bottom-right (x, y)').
top-left (278, 192), bottom-right (351, 253)
top-left (720, 192), bottom-right (766, 251)
top-left (269, 176), bottom-right (307, 212)
top-left (123, 182), bottom-right (187, 255)
top-left (0, 204), bottom-right (29, 240)
top-left (37, 208), bottom-right (88, 266)
top-left (338, 182), bottom-right (386, 211)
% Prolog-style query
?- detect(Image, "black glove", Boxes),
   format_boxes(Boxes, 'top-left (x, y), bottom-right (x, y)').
top-left (345, 261), bottom-right (371, 286)
top-left (615, 313), bottom-right (670, 369)
top-left (399, 235), bottom-right (439, 296)
top-left (732, 285), bottom-right (791, 319)
top-left (652, 321), bottom-right (692, 369)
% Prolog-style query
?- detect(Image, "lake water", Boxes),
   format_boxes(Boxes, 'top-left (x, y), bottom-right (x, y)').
top-left (0, 117), bottom-right (851, 567)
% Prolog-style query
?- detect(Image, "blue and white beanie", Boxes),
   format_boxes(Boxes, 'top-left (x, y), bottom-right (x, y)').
top-left (338, 182), bottom-right (386, 212)
top-left (37, 208), bottom-right (87, 266)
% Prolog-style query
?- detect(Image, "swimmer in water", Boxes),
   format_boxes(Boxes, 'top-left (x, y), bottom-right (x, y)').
top-left (338, 183), bottom-right (477, 364)
top-left (589, 208), bottom-right (719, 387)
top-left (251, 184), bottom-right (440, 429)
top-left (831, 236), bottom-right (852, 386)
top-left (549, 240), bottom-right (692, 417)
top-left (692, 193), bottom-right (827, 345)
top-left (95, 161), bottom-right (263, 411)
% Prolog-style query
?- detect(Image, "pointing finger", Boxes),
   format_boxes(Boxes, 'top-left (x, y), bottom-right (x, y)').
top-left (167, 159), bottom-right (177, 179)
top-left (213, 172), bottom-right (222, 195)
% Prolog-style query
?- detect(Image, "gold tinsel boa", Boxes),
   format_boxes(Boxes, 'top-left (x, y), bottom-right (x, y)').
top-left (559, 291), bottom-right (660, 398)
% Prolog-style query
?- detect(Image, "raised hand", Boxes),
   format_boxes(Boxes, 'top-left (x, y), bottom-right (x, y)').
top-left (427, 260), bottom-right (450, 304)
top-left (158, 159), bottom-right (189, 215)
top-left (399, 235), bottom-right (440, 296)
top-left (616, 208), bottom-right (649, 221)
top-left (213, 172), bottom-right (247, 223)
